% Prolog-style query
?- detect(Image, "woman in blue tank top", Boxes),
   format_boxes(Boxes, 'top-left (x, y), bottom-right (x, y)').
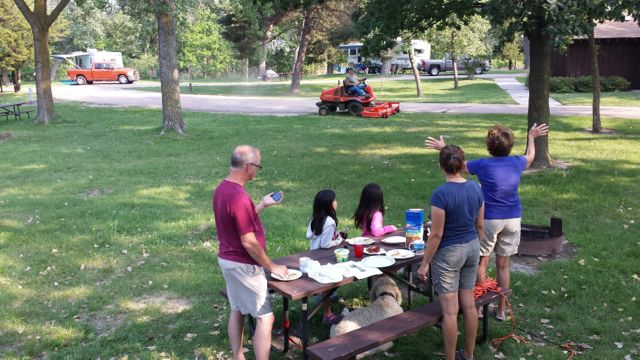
top-left (417, 145), bottom-right (484, 360)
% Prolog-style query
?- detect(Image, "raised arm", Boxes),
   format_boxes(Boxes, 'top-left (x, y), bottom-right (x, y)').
top-left (255, 192), bottom-right (283, 214)
top-left (425, 135), bottom-right (469, 173)
top-left (524, 123), bottom-right (549, 168)
top-left (425, 135), bottom-right (446, 150)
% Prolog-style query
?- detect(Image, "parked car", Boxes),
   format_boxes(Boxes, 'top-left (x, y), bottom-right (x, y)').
top-left (419, 56), bottom-right (491, 76)
top-left (67, 62), bottom-right (140, 85)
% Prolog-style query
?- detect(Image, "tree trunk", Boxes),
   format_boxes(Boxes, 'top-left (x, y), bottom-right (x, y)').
top-left (13, 0), bottom-right (70, 123)
top-left (33, 26), bottom-right (55, 123)
top-left (526, 25), bottom-right (551, 168)
top-left (588, 27), bottom-right (602, 134)
top-left (326, 62), bottom-right (333, 74)
top-left (156, 0), bottom-right (184, 134)
top-left (258, 21), bottom-right (274, 77)
top-left (523, 36), bottom-right (530, 70)
top-left (508, 60), bottom-right (513, 70)
top-left (13, 67), bottom-right (22, 93)
top-left (381, 57), bottom-right (391, 75)
top-left (1, 69), bottom-right (9, 86)
top-left (451, 32), bottom-right (458, 89)
top-left (407, 43), bottom-right (423, 97)
top-left (290, 6), bottom-right (314, 93)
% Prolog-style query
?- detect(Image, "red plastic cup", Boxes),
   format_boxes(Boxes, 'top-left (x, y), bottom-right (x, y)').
top-left (354, 243), bottom-right (364, 258)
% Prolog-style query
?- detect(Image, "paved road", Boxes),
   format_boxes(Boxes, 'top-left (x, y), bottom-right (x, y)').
top-left (51, 78), bottom-right (640, 119)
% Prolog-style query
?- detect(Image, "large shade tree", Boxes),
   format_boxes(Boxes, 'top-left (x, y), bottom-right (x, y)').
top-left (116, 0), bottom-right (190, 134)
top-left (13, 0), bottom-right (72, 123)
top-left (357, 0), bottom-right (592, 168)
top-left (571, 0), bottom-right (637, 134)
top-left (353, 0), bottom-right (475, 98)
top-left (0, 0), bottom-right (30, 93)
top-left (424, 15), bottom-right (493, 88)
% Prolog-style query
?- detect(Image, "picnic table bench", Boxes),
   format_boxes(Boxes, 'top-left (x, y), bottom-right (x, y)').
top-left (0, 101), bottom-right (35, 121)
top-left (306, 288), bottom-right (511, 360)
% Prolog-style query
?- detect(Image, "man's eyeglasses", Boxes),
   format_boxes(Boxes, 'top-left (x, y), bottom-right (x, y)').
top-left (248, 163), bottom-right (263, 171)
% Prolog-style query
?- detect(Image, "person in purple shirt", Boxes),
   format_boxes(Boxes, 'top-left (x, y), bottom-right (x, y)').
top-left (425, 123), bottom-right (548, 321)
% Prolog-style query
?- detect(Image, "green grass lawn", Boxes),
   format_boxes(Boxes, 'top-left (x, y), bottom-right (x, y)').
top-left (551, 92), bottom-right (640, 107)
top-left (0, 91), bottom-right (29, 104)
top-left (138, 78), bottom-right (517, 104)
top-left (514, 77), bottom-right (640, 107)
top-left (485, 69), bottom-right (528, 74)
top-left (1, 105), bottom-right (639, 359)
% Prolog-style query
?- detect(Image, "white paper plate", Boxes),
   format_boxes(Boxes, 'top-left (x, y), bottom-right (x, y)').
top-left (346, 237), bottom-right (375, 246)
top-left (363, 247), bottom-right (386, 255)
top-left (386, 249), bottom-right (415, 259)
top-left (271, 269), bottom-right (302, 281)
top-left (381, 236), bottom-right (406, 244)
top-left (361, 256), bottom-right (396, 268)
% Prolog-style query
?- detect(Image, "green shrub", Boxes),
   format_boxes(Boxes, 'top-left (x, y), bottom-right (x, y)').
top-left (549, 77), bottom-right (576, 93)
top-left (574, 76), bottom-right (593, 92)
top-left (127, 54), bottom-right (159, 80)
top-left (601, 76), bottom-right (630, 92)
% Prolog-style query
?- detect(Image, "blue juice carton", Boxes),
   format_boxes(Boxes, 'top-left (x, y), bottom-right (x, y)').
top-left (405, 209), bottom-right (425, 248)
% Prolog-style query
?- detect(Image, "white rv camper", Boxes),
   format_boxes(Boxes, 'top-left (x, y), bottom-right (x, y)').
top-left (336, 40), bottom-right (431, 73)
top-left (52, 49), bottom-right (124, 69)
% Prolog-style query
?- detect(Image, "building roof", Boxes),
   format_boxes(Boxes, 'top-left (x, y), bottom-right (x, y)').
top-left (594, 20), bottom-right (640, 39)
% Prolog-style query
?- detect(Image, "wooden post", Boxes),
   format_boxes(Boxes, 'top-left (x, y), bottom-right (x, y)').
top-left (550, 217), bottom-right (563, 237)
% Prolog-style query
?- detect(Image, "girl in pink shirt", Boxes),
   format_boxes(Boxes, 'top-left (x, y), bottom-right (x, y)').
top-left (353, 183), bottom-right (397, 237)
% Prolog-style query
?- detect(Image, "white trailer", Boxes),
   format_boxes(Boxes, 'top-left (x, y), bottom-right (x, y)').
top-left (336, 40), bottom-right (431, 73)
top-left (52, 49), bottom-right (124, 69)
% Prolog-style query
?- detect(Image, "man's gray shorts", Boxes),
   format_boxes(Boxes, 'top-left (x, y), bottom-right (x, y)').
top-left (218, 257), bottom-right (272, 318)
top-left (431, 240), bottom-right (480, 294)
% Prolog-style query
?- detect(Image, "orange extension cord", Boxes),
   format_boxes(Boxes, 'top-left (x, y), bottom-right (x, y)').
top-left (474, 275), bottom-right (576, 360)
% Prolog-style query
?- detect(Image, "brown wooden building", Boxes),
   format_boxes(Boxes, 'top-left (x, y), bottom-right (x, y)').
top-left (550, 20), bottom-right (640, 89)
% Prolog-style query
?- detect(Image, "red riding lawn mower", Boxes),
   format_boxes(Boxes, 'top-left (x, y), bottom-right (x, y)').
top-left (316, 79), bottom-right (400, 118)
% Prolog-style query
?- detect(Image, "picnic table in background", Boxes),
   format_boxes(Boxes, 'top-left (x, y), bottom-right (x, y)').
top-left (0, 101), bottom-right (35, 121)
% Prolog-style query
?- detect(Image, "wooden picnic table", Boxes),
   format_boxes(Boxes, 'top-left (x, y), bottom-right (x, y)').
top-left (267, 229), bottom-right (431, 359)
top-left (0, 101), bottom-right (35, 121)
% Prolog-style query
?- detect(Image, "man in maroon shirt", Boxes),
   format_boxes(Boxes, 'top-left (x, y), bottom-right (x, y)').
top-left (213, 145), bottom-right (287, 360)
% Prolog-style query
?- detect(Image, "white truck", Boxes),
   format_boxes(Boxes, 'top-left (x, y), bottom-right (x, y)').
top-left (337, 40), bottom-right (431, 73)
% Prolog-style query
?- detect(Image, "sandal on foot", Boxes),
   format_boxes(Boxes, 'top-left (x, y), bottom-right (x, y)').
top-left (491, 307), bottom-right (506, 321)
top-left (455, 349), bottom-right (474, 360)
top-left (322, 313), bottom-right (343, 325)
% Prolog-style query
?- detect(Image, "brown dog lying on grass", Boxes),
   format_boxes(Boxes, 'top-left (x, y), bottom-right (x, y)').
top-left (330, 276), bottom-right (404, 358)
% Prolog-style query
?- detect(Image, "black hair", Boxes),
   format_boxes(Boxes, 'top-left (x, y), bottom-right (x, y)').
top-left (353, 183), bottom-right (385, 232)
top-left (439, 145), bottom-right (465, 174)
top-left (310, 189), bottom-right (338, 236)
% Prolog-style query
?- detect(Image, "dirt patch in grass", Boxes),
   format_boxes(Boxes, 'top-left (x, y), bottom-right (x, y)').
top-left (79, 188), bottom-right (113, 199)
top-left (511, 242), bottom-right (579, 274)
top-left (123, 292), bottom-right (193, 314)
top-left (188, 223), bottom-right (213, 240)
top-left (89, 304), bottom-right (126, 337)
top-left (0, 132), bottom-right (11, 142)
top-left (87, 293), bottom-right (192, 337)
top-left (524, 160), bottom-right (573, 175)
top-left (578, 128), bottom-right (621, 135)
